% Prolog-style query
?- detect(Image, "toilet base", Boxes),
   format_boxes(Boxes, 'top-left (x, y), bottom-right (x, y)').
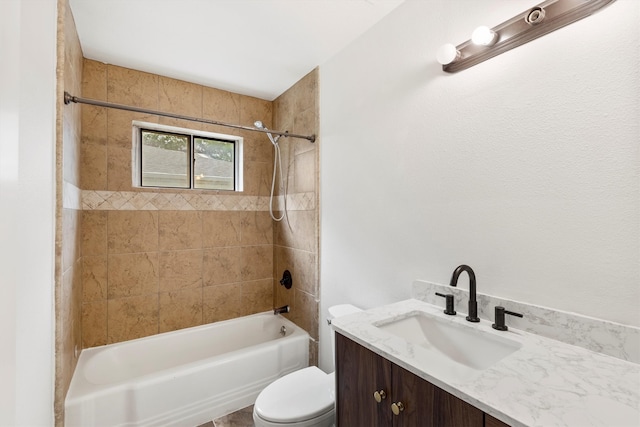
top-left (253, 407), bottom-right (334, 427)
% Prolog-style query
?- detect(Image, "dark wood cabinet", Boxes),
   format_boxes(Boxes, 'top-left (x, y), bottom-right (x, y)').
top-left (335, 329), bottom-right (393, 426)
top-left (393, 362), bottom-right (484, 427)
top-left (336, 332), bottom-right (509, 427)
top-left (485, 414), bottom-right (511, 427)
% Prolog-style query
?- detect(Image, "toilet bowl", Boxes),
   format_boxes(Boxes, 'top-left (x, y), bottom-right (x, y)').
top-left (253, 304), bottom-right (362, 427)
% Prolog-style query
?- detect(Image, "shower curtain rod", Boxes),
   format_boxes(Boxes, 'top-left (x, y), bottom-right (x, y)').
top-left (63, 92), bottom-right (316, 143)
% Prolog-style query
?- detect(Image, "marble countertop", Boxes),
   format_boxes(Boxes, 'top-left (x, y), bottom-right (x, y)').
top-left (331, 298), bottom-right (640, 427)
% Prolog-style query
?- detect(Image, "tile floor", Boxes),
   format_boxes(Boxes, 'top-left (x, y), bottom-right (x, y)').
top-left (197, 405), bottom-right (255, 427)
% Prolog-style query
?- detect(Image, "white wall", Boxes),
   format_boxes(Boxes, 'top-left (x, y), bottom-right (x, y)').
top-left (319, 0), bottom-right (639, 371)
top-left (0, 0), bottom-right (57, 425)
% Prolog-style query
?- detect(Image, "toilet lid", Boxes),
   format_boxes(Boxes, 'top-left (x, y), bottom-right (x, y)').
top-left (255, 366), bottom-right (334, 423)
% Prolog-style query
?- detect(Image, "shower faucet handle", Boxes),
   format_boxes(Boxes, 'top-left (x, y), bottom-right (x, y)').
top-left (279, 270), bottom-right (292, 289)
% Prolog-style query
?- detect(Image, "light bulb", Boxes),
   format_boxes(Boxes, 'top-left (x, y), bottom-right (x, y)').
top-left (436, 43), bottom-right (460, 65)
top-left (471, 26), bottom-right (497, 46)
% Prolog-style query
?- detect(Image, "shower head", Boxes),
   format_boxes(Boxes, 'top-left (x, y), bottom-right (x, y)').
top-left (254, 119), bottom-right (280, 144)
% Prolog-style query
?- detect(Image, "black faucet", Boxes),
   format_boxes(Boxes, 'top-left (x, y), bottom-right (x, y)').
top-left (435, 292), bottom-right (456, 315)
top-left (492, 306), bottom-right (523, 331)
top-left (449, 265), bottom-right (480, 322)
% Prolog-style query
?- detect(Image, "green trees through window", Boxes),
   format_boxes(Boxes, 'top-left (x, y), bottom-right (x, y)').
top-left (140, 128), bottom-right (236, 190)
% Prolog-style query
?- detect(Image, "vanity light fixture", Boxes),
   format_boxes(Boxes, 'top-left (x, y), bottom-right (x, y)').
top-left (438, 0), bottom-right (616, 72)
top-left (436, 43), bottom-right (460, 65)
top-left (471, 26), bottom-right (497, 46)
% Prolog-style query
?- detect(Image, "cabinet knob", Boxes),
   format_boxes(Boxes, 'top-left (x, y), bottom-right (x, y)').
top-left (373, 390), bottom-right (387, 403)
top-left (391, 401), bottom-right (405, 415)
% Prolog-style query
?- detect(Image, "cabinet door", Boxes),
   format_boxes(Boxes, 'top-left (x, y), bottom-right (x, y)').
top-left (335, 332), bottom-right (393, 427)
top-left (485, 414), bottom-right (511, 427)
top-left (336, 334), bottom-right (486, 427)
top-left (392, 363), bottom-right (484, 427)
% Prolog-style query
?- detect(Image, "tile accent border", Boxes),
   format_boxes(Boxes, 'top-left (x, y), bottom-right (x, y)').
top-left (412, 280), bottom-right (640, 364)
top-left (81, 190), bottom-right (315, 211)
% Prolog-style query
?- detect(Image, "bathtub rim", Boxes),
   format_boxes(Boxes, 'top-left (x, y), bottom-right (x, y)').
top-left (81, 310), bottom-right (302, 353)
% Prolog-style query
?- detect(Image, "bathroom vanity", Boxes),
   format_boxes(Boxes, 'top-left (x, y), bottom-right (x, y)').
top-left (336, 332), bottom-right (508, 426)
top-left (331, 297), bottom-right (640, 427)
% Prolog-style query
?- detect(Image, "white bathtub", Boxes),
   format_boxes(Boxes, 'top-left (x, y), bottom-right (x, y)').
top-left (65, 312), bottom-right (309, 427)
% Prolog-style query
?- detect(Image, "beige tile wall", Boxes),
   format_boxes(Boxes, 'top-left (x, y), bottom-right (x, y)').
top-left (56, 0), bottom-right (83, 425)
top-left (81, 209), bottom-right (274, 345)
top-left (81, 61), bottom-right (274, 195)
top-left (80, 60), bottom-right (277, 346)
top-left (272, 69), bottom-right (320, 364)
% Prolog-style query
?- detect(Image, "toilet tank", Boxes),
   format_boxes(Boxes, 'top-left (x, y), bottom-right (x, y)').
top-left (327, 304), bottom-right (362, 357)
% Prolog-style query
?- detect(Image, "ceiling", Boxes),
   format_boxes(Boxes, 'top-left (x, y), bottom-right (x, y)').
top-left (69, 0), bottom-right (405, 100)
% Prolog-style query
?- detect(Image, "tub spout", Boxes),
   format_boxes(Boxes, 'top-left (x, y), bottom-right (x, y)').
top-left (274, 305), bottom-right (289, 315)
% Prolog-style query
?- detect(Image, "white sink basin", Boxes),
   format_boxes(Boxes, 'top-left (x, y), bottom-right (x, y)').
top-left (375, 312), bottom-right (521, 380)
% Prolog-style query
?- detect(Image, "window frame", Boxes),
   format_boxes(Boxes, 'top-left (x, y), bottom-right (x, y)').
top-left (132, 121), bottom-right (243, 192)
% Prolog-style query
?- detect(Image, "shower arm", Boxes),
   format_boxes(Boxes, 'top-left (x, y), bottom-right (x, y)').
top-left (63, 92), bottom-right (316, 143)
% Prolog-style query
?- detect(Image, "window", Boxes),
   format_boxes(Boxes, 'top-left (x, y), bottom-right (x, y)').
top-left (132, 122), bottom-right (243, 191)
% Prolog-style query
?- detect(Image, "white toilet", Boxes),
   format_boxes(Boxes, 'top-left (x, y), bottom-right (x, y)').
top-left (253, 304), bottom-right (362, 427)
